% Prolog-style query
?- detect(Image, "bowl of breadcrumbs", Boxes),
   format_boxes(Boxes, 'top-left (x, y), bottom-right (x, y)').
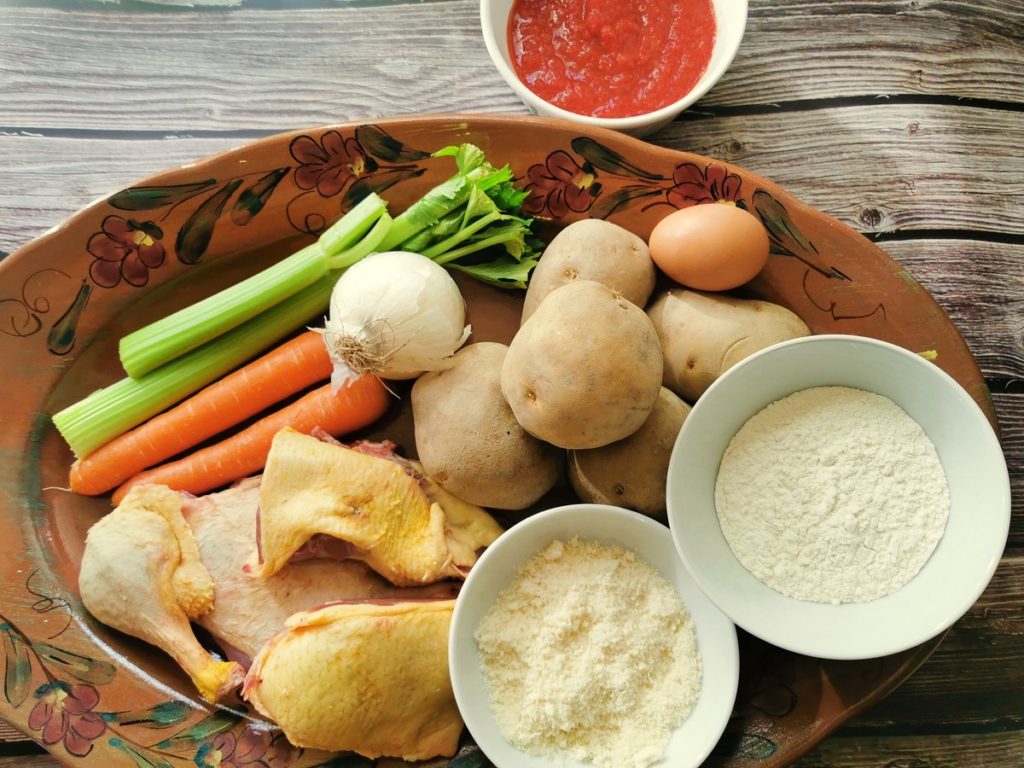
top-left (449, 503), bottom-right (739, 768)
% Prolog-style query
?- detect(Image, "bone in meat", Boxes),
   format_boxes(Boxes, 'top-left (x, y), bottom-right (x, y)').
top-left (79, 485), bottom-right (244, 702)
top-left (184, 477), bottom-right (459, 661)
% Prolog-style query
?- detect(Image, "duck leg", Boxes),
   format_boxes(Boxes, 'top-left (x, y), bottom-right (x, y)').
top-left (79, 485), bottom-right (243, 702)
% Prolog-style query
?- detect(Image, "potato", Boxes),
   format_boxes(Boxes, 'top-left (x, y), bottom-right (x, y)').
top-left (521, 219), bottom-right (656, 323)
top-left (412, 342), bottom-right (562, 510)
top-left (569, 387), bottom-right (690, 519)
top-left (647, 289), bottom-right (810, 402)
top-left (502, 280), bottom-right (663, 449)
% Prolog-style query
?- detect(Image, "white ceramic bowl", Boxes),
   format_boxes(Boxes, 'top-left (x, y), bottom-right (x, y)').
top-left (667, 334), bottom-right (1011, 660)
top-left (450, 504), bottom-right (739, 768)
top-left (480, 0), bottom-right (748, 136)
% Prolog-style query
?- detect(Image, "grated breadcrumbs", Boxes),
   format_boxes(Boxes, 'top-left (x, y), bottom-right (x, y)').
top-left (474, 537), bottom-right (702, 768)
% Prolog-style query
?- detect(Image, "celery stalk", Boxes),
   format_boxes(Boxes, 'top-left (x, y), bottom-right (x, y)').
top-left (118, 242), bottom-right (325, 379)
top-left (377, 164), bottom-right (512, 251)
top-left (56, 276), bottom-right (334, 458)
top-left (118, 193), bottom-right (388, 379)
top-left (317, 193), bottom-right (389, 258)
top-left (432, 222), bottom-right (534, 267)
top-left (329, 211), bottom-right (393, 271)
top-left (55, 143), bottom-right (543, 461)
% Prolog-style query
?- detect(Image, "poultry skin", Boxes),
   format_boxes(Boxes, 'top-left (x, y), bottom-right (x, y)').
top-left (243, 600), bottom-right (462, 760)
top-left (184, 476), bottom-right (460, 661)
top-left (251, 428), bottom-right (502, 585)
top-left (78, 484), bottom-right (244, 702)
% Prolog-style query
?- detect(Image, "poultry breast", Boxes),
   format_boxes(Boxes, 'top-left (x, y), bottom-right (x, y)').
top-left (243, 600), bottom-right (462, 760)
top-left (78, 429), bottom-right (502, 761)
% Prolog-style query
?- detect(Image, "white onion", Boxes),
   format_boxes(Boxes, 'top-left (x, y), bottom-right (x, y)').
top-left (323, 251), bottom-right (471, 387)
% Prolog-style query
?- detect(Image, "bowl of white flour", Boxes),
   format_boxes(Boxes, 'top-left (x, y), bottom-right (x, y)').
top-left (666, 334), bottom-right (1011, 659)
top-left (449, 503), bottom-right (739, 768)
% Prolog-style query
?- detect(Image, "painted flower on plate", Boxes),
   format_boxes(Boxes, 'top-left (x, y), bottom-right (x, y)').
top-left (27, 682), bottom-right (106, 757)
top-left (87, 216), bottom-right (165, 288)
top-left (523, 150), bottom-right (602, 217)
top-left (668, 162), bottom-right (743, 208)
top-left (291, 131), bottom-right (378, 198)
top-left (194, 727), bottom-right (300, 768)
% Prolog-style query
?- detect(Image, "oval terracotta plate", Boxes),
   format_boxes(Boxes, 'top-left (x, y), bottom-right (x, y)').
top-left (0, 115), bottom-right (995, 768)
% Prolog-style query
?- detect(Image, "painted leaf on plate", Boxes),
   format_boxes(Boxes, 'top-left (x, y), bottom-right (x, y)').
top-left (154, 710), bottom-right (239, 749)
top-left (570, 137), bottom-right (665, 180)
top-left (175, 179), bottom-right (244, 264)
top-left (33, 641), bottom-right (117, 686)
top-left (231, 168), bottom-right (290, 226)
top-left (47, 280), bottom-right (92, 355)
top-left (341, 167), bottom-right (426, 208)
top-left (111, 700), bottom-right (193, 729)
top-left (589, 185), bottom-right (662, 220)
top-left (355, 124), bottom-right (431, 163)
top-left (1, 625), bottom-right (32, 707)
top-left (108, 180), bottom-right (218, 212)
top-left (109, 737), bottom-right (175, 768)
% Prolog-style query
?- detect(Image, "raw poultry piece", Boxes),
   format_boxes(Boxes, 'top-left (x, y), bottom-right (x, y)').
top-left (79, 485), bottom-right (243, 702)
top-left (250, 428), bottom-right (502, 585)
top-left (243, 600), bottom-right (461, 760)
top-left (184, 477), bottom-right (460, 661)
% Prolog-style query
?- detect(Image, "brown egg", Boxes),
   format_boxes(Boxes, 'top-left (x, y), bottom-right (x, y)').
top-left (648, 203), bottom-right (770, 291)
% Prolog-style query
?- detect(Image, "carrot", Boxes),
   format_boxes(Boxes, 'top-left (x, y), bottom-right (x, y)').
top-left (71, 331), bottom-right (333, 496)
top-left (111, 374), bottom-right (389, 505)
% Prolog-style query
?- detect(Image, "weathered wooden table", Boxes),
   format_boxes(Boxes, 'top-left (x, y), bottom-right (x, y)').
top-left (1, 0), bottom-right (1021, 766)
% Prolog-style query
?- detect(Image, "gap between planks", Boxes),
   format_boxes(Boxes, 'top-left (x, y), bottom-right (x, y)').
top-left (1, 100), bottom-right (1021, 251)
top-left (0, 0), bottom-right (1021, 131)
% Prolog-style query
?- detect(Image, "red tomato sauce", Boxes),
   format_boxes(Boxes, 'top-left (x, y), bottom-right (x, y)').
top-left (508, 0), bottom-right (717, 118)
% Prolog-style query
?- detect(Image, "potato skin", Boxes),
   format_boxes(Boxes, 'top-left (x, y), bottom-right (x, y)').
top-left (521, 219), bottom-right (656, 323)
top-left (412, 342), bottom-right (562, 510)
top-left (502, 280), bottom-right (663, 450)
top-left (647, 289), bottom-right (810, 402)
top-left (569, 388), bottom-right (690, 519)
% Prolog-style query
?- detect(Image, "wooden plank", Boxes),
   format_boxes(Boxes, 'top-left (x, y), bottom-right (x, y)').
top-left (0, 723), bottom-right (25, 744)
top-left (794, 731), bottom-right (1024, 768)
top-left (729, 0), bottom-right (1024, 107)
top-left (0, 758), bottom-right (58, 768)
top-left (2, 100), bottom-right (1021, 259)
top-left (883, 241), bottom-right (1024, 381)
top-left (1, 0), bottom-right (1021, 132)
top-left (0, 4), bottom-right (525, 130)
top-left (991, 393), bottom-right (1023, 547)
top-left (661, 104), bottom-right (1024, 236)
top-left (839, 553), bottom-right (1024, 732)
top-left (0, 133), bottom-right (245, 257)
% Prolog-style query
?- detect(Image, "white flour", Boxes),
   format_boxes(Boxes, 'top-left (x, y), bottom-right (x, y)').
top-left (715, 386), bottom-right (949, 604)
top-left (475, 538), bottom-right (702, 768)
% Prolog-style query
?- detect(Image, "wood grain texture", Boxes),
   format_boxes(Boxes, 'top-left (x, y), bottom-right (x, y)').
top-left (836, 553), bottom-right (1024, 732)
top-left (0, 758), bottom-right (58, 768)
top-left (795, 731), bottom-right (1024, 768)
top-left (729, 0), bottom-right (1024, 107)
top-left (2, 0), bottom-right (1022, 766)
top-left (1, 0), bottom-right (1022, 133)
top-left (992, 393), bottom-right (1024, 547)
top-left (884, 241), bottom-right (1024, 381)
top-left (663, 105), bottom-right (1024, 236)
top-left (0, 723), bottom-right (26, 744)
top-left (2, 100), bottom-right (1021, 256)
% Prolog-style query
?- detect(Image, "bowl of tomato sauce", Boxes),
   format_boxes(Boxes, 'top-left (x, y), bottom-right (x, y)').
top-left (482, 0), bottom-right (747, 136)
